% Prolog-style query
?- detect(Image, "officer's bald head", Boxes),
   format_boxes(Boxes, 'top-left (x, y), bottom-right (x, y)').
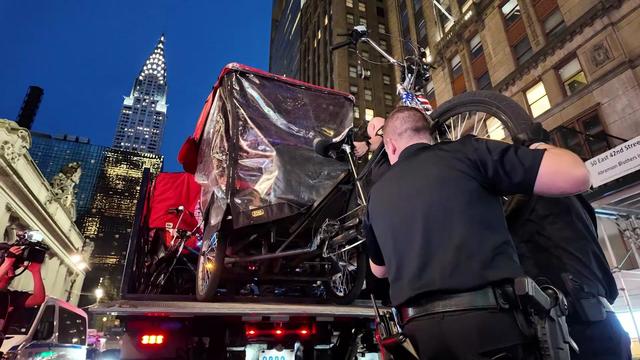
top-left (384, 106), bottom-right (432, 165)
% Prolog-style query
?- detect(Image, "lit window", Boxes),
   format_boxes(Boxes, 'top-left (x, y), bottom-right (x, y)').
top-left (318, 29), bottom-right (322, 39)
top-left (325, 15), bottom-right (328, 26)
top-left (364, 88), bottom-right (373, 101)
top-left (383, 75), bottom-right (391, 85)
top-left (359, 17), bottom-right (367, 27)
top-left (525, 82), bottom-right (551, 117)
top-left (558, 58), bottom-right (587, 95)
top-left (350, 85), bottom-right (359, 94)
top-left (380, 39), bottom-right (388, 51)
top-left (354, 106), bottom-right (360, 119)
top-left (361, 50), bottom-right (369, 60)
top-left (378, 24), bottom-right (386, 34)
top-left (346, 0), bottom-right (353, 7)
top-left (365, 108), bottom-right (374, 121)
top-left (349, 65), bottom-right (357, 78)
top-left (347, 13), bottom-right (354, 24)
top-left (501, 0), bottom-right (520, 26)
top-left (384, 93), bottom-right (393, 106)
top-left (358, 2), bottom-right (366, 12)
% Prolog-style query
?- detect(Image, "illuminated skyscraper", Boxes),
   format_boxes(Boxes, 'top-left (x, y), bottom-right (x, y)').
top-left (113, 35), bottom-right (167, 154)
top-left (79, 149), bottom-right (163, 305)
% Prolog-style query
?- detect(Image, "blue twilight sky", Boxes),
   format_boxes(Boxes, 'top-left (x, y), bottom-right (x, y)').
top-left (0, 1), bottom-right (272, 171)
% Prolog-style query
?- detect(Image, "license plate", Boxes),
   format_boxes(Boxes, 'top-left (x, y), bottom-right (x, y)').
top-left (259, 349), bottom-right (294, 360)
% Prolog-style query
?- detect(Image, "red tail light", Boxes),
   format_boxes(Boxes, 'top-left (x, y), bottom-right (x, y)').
top-left (274, 329), bottom-right (284, 335)
top-left (299, 329), bottom-right (309, 335)
top-left (140, 334), bottom-right (165, 345)
top-left (246, 329), bottom-right (257, 336)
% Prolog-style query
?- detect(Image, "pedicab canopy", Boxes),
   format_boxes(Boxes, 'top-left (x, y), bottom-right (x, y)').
top-left (178, 63), bottom-right (355, 231)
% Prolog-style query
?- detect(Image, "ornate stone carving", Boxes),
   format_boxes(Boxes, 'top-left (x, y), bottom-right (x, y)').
top-left (50, 162), bottom-right (82, 221)
top-left (589, 40), bottom-right (613, 69)
top-left (0, 120), bottom-right (31, 165)
top-left (81, 240), bottom-right (95, 259)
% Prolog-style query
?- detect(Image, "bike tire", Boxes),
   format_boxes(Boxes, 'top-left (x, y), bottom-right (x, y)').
top-left (196, 225), bottom-right (227, 301)
top-left (146, 258), bottom-right (171, 295)
top-left (325, 247), bottom-right (367, 305)
top-left (430, 90), bottom-right (532, 140)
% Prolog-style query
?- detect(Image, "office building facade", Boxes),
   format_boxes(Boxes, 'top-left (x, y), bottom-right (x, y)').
top-left (80, 149), bottom-right (163, 304)
top-left (270, 0), bottom-right (398, 130)
top-left (29, 133), bottom-right (106, 222)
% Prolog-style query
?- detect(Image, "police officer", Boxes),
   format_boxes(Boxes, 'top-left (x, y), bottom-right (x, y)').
top-left (506, 125), bottom-right (632, 360)
top-left (365, 106), bottom-right (591, 359)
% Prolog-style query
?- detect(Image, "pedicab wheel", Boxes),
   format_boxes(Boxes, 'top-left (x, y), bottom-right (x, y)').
top-left (196, 225), bottom-right (228, 301)
top-left (325, 247), bottom-right (367, 305)
top-left (429, 90), bottom-right (532, 143)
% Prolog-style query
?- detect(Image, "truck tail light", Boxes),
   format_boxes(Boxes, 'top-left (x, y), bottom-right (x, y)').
top-left (141, 334), bottom-right (165, 345)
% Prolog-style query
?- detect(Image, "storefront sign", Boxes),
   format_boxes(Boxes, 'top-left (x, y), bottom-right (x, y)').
top-left (586, 136), bottom-right (640, 187)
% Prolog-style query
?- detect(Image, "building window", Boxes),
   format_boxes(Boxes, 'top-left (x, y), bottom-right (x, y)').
top-left (557, 57), bottom-right (588, 96)
top-left (469, 34), bottom-right (491, 90)
top-left (361, 50), bottom-right (370, 60)
top-left (364, 88), bottom-right (373, 101)
top-left (358, 2), bottom-right (366, 12)
top-left (469, 34), bottom-right (482, 60)
top-left (365, 108), bottom-right (374, 121)
top-left (376, 6), bottom-right (385, 18)
top-left (450, 54), bottom-right (466, 95)
top-left (384, 93), bottom-right (393, 106)
top-left (378, 23), bottom-right (387, 34)
top-left (354, 106), bottom-right (360, 119)
top-left (350, 85), bottom-right (359, 94)
top-left (349, 65), bottom-right (357, 78)
top-left (380, 39), bottom-right (388, 51)
top-left (525, 81), bottom-right (551, 118)
top-left (383, 74), bottom-right (391, 85)
top-left (346, 0), bottom-right (353, 7)
top-left (552, 112), bottom-right (610, 160)
top-left (359, 17), bottom-right (367, 27)
top-left (347, 13), bottom-right (354, 24)
top-left (533, 0), bottom-right (565, 38)
top-left (458, 0), bottom-right (473, 13)
top-left (501, 0), bottom-right (521, 26)
top-left (514, 36), bottom-right (533, 64)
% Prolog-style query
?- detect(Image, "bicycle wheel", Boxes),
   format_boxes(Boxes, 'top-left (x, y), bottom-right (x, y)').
top-left (196, 228), bottom-right (227, 301)
top-left (430, 91), bottom-right (532, 143)
top-left (324, 246), bottom-right (367, 305)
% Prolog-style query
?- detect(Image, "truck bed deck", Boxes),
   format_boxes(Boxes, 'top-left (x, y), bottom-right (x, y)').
top-left (89, 299), bottom-right (379, 319)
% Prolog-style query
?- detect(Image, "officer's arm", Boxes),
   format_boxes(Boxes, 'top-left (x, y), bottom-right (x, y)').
top-left (531, 143), bottom-right (591, 196)
top-left (370, 261), bottom-right (388, 278)
top-left (364, 210), bottom-right (388, 278)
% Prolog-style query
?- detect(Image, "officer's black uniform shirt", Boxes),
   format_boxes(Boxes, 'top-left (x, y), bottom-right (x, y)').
top-left (366, 136), bottom-right (545, 306)
top-left (506, 194), bottom-right (618, 304)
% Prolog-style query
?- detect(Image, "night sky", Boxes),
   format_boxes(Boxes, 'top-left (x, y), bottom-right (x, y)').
top-left (0, 1), bottom-right (272, 171)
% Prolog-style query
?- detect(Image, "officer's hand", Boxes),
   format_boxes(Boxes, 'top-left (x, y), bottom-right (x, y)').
top-left (354, 141), bottom-right (369, 157)
top-left (514, 123), bottom-right (551, 147)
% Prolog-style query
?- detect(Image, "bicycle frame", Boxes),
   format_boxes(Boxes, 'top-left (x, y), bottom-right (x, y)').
top-left (224, 145), bottom-right (366, 264)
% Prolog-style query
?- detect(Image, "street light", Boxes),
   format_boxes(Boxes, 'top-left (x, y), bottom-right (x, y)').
top-left (95, 287), bottom-right (104, 301)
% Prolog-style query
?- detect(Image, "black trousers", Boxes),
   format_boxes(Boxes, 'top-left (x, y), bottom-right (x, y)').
top-left (568, 312), bottom-right (631, 360)
top-left (403, 309), bottom-right (538, 360)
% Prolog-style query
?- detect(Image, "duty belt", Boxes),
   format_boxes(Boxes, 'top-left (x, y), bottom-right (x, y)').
top-left (399, 287), bottom-right (499, 324)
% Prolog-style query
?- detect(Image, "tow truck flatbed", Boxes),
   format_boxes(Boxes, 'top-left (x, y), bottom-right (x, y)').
top-left (89, 299), bottom-right (379, 319)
